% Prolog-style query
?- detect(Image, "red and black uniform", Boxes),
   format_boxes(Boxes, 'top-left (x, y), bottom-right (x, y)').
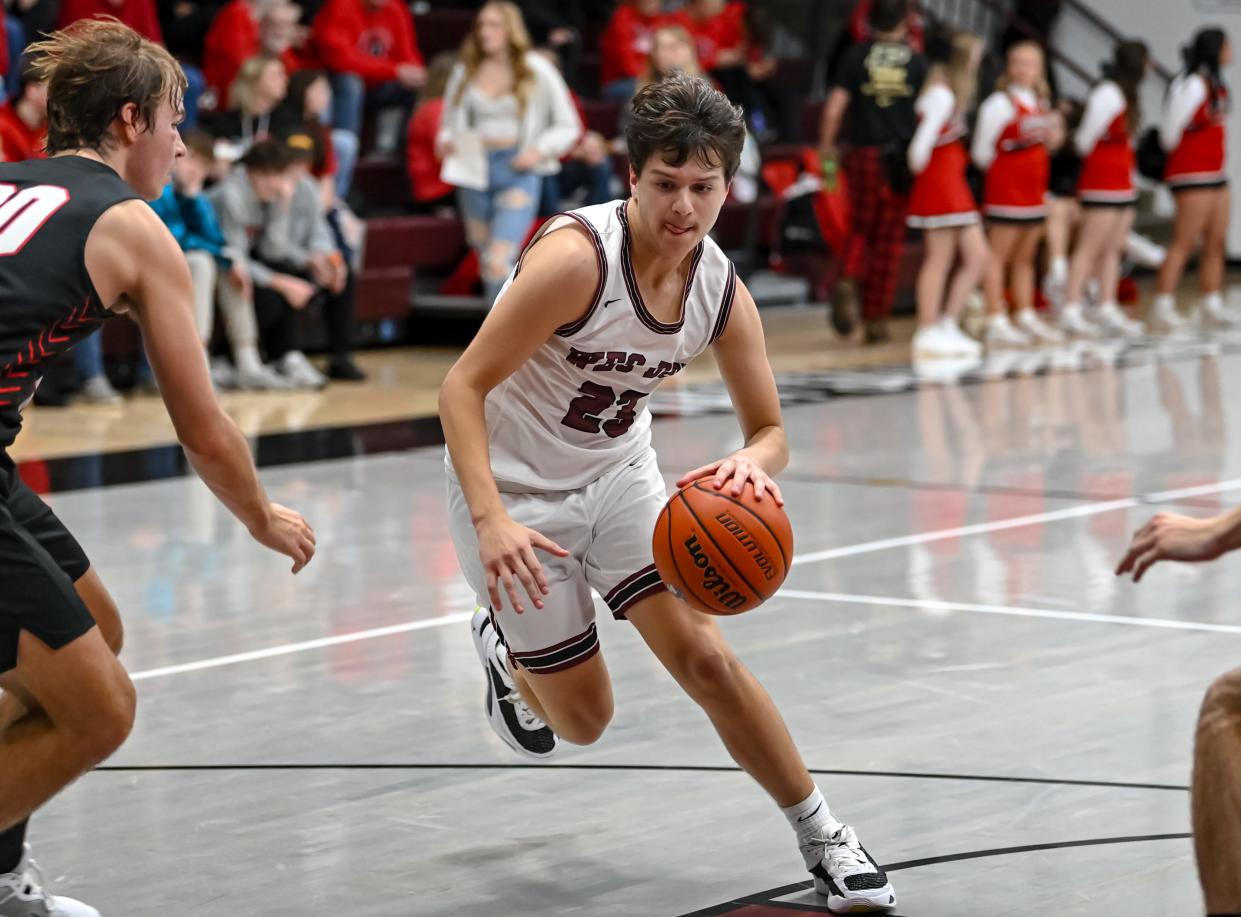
top-left (973, 87), bottom-right (1052, 222)
top-left (906, 85), bottom-right (977, 229)
top-left (1164, 73), bottom-right (1229, 190)
top-left (1076, 81), bottom-right (1136, 207)
top-left (0, 156), bottom-right (140, 672)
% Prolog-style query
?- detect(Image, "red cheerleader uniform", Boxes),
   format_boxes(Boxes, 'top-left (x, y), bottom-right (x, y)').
top-left (1165, 74), bottom-right (1228, 190)
top-left (1078, 82), bottom-right (1136, 206)
top-left (907, 85), bottom-right (978, 228)
top-left (977, 89), bottom-right (1051, 221)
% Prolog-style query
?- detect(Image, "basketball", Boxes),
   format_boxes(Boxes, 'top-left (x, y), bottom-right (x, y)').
top-left (652, 478), bottom-right (794, 615)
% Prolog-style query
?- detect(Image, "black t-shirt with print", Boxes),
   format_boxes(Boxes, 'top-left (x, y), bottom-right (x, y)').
top-left (833, 40), bottom-right (929, 147)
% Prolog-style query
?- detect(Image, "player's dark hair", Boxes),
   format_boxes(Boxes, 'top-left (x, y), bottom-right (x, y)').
top-left (240, 138), bottom-right (296, 174)
top-left (868, 0), bottom-right (909, 35)
top-left (626, 71), bottom-right (745, 182)
top-left (27, 18), bottom-right (187, 155)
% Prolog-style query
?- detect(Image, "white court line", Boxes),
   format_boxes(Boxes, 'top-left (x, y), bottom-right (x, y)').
top-left (128, 476), bottom-right (1241, 682)
top-left (779, 590), bottom-right (1241, 635)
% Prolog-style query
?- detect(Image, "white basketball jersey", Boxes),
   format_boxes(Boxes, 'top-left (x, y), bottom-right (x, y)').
top-left (448, 200), bottom-right (737, 492)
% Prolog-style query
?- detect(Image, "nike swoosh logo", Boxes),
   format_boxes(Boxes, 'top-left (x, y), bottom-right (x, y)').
top-left (798, 801), bottom-right (824, 822)
top-left (604, 298), bottom-right (621, 307)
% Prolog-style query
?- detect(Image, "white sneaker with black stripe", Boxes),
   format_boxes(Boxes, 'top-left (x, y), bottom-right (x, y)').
top-left (470, 608), bottom-right (559, 759)
top-left (801, 823), bottom-right (896, 912)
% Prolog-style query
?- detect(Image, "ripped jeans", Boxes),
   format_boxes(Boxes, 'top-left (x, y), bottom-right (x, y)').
top-left (457, 148), bottom-right (543, 305)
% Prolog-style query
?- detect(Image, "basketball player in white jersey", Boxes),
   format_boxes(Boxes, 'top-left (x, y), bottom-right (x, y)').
top-left (440, 73), bottom-right (895, 912)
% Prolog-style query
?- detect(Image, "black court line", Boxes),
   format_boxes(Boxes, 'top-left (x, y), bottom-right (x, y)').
top-left (90, 762), bottom-right (1189, 793)
top-left (778, 471), bottom-right (1231, 510)
top-left (677, 833), bottom-right (1191, 916)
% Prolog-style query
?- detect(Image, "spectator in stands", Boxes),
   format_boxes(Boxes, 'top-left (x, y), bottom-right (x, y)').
top-left (311, 0), bottom-right (426, 153)
top-left (203, 0), bottom-right (307, 114)
top-left (160, 0), bottom-right (228, 66)
top-left (971, 41), bottom-right (1061, 347)
top-left (256, 138), bottom-right (366, 381)
top-left (0, 63), bottom-right (46, 161)
top-left (438, 1), bottom-right (580, 304)
top-left (617, 26), bottom-right (704, 143)
top-left (406, 52), bottom-right (458, 211)
top-left (674, 0), bottom-right (791, 141)
top-left (57, 0), bottom-right (207, 125)
top-left (144, 129), bottom-right (234, 388)
top-left (277, 68), bottom-right (358, 202)
top-left (819, 0), bottom-right (927, 344)
top-left (203, 54), bottom-right (289, 156)
top-left (847, 0), bottom-right (924, 52)
top-left (1061, 39), bottom-right (1148, 338)
top-left (517, 0), bottom-right (583, 91)
top-left (209, 139), bottom-right (319, 389)
top-left (535, 48), bottom-right (613, 215)
top-left (601, 0), bottom-right (670, 102)
top-left (1151, 28), bottom-right (1234, 333)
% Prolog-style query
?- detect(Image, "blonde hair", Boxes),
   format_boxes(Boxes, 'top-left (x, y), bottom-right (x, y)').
top-left (27, 17), bottom-right (186, 154)
top-left (996, 40), bottom-right (1051, 101)
top-left (229, 54), bottom-right (285, 114)
top-left (926, 30), bottom-right (983, 111)
top-left (639, 25), bottom-right (702, 89)
top-left (455, 2), bottom-right (535, 116)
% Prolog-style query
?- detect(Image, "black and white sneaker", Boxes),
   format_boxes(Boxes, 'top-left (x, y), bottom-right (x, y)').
top-left (470, 608), bottom-right (559, 759)
top-left (802, 823), bottom-right (896, 912)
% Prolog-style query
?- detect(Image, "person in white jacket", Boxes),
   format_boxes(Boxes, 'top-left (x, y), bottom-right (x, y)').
top-left (436, 1), bottom-right (582, 304)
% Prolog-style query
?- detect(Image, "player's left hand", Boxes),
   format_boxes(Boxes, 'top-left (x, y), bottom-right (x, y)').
top-left (1115, 512), bottom-right (1228, 582)
top-left (677, 453), bottom-right (784, 505)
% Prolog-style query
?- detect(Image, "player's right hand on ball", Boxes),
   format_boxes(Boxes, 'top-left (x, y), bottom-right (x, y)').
top-left (476, 515), bottom-right (569, 614)
top-left (250, 502), bottom-right (317, 574)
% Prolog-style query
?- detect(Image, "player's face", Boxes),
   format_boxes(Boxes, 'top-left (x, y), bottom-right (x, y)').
top-left (631, 153), bottom-right (729, 253)
top-left (129, 96), bottom-right (185, 200)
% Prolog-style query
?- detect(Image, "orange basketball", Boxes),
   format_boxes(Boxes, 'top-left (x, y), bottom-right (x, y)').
top-left (652, 479), bottom-right (793, 615)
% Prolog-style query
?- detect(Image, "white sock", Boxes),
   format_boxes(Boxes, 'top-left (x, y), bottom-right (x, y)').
top-left (235, 344), bottom-right (264, 375)
top-left (1204, 291), bottom-right (1224, 311)
top-left (782, 787), bottom-right (837, 842)
top-left (1152, 293), bottom-right (1176, 312)
top-left (1050, 256), bottom-right (1068, 281)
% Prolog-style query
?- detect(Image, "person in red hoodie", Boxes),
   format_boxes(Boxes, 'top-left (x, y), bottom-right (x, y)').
top-left (0, 67), bottom-right (46, 161)
top-left (599, 0), bottom-right (669, 101)
top-left (202, 1), bottom-right (309, 114)
top-left (312, 0), bottom-right (426, 149)
top-left (405, 52), bottom-right (457, 209)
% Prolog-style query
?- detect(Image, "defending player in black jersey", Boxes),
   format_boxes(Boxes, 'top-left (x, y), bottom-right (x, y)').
top-left (0, 20), bottom-right (315, 916)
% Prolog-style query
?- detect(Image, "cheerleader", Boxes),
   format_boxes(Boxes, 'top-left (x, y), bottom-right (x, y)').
top-left (972, 41), bottom-right (1063, 347)
top-left (1151, 28), bottom-right (1235, 332)
top-left (907, 31), bottom-right (986, 358)
top-left (1062, 40), bottom-right (1149, 338)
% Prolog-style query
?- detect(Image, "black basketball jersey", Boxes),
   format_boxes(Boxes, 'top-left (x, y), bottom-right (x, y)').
top-left (0, 156), bottom-right (139, 449)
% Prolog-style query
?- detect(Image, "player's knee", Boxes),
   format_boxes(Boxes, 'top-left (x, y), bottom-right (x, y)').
top-left (556, 695), bottom-right (613, 745)
top-left (73, 670), bottom-right (135, 765)
top-left (681, 646), bottom-right (745, 705)
top-left (1199, 668), bottom-right (1241, 733)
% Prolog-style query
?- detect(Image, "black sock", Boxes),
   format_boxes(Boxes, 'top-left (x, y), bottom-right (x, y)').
top-left (0, 820), bottom-right (27, 874)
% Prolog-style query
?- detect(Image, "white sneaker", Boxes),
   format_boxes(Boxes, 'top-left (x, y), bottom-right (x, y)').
top-left (1147, 298), bottom-right (1186, 335)
top-left (1015, 308), bottom-right (1065, 345)
top-left (911, 324), bottom-right (966, 359)
top-left (1197, 297), bottom-right (1241, 330)
top-left (234, 361), bottom-right (294, 391)
top-left (1041, 271), bottom-right (1067, 309)
top-left (984, 313), bottom-right (1030, 349)
top-left (1126, 232), bottom-right (1167, 269)
top-left (802, 823), bottom-right (896, 912)
top-left (1090, 302), bottom-right (1145, 338)
top-left (937, 318), bottom-right (983, 357)
top-left (1059, 303), bottom-right (1102, 339)
top-left (470, 608), bottom-right (558, 759)
top-left (0, 845), bottom-right (99, 917)
top-left (76, 375), bottom-right (120, 406)
top-left (277, 351), bottom-right (328, 390)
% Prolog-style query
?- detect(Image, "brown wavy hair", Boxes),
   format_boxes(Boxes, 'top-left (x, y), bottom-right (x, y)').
top-left (626, 71), bottom-right (745, 181)
top-left (27, 17), bottom-right (186, 155)
top-left (455, 1), bottom-right (535, 117)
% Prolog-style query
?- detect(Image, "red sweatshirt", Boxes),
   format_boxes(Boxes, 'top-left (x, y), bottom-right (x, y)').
top-left (673, 2), bottom-right (747, 72)
top-left (600, 6), bottom-right (670, 85)
top-left (58, 0), bottom-right (162, 40)
top-left (202, 0), bottom-right (259, 105)
top-left (405, 98), bottom-right (451, 202)
top-left (312, 0), bottom-right (424, 88)
top-left (0, 105), bottom-right (46, 161)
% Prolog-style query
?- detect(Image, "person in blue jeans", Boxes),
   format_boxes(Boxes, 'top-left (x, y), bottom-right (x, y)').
top-left (436, 2), bottom-right (581, 304)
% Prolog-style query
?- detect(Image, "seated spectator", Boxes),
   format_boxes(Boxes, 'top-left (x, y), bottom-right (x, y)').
top-left (311, 0), bottom-right (426, 153)
top-left (276, 68), bottom-right (358, 202)
top-left (405, 52), bottom-right (458, 210)
top-left (147, 129), bottom-right (234, 374)
top-left (617, 25), bottom-right (703, 139)
top-left (535, 49), bottom-right (613, 215)
top-left (203, 0), bottom-right (306, 114)
top-left (675, 0), bottom-right (796, 141)
top-left (600, 0), bottom-right (670, 101)
top-left (437, 1), bottom-right (580, 303)
top-left (257, 137), bottom-right (365, 380)
top-left (208, 139), bottom-right (321, 389)
top-left (518, 0), bottom-right (583, 90)
top-left (160, 0), bottom-right (228, 65)
top-left (0, 64), bottom-right (46, 160)
top-left (203, 54), bottom-right (290, 156)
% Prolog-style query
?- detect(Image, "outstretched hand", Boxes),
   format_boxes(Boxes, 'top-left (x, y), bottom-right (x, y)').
top-left (1115, 512), bottom-right (1228, 582)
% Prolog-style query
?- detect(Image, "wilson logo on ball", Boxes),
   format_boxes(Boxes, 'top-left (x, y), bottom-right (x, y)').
top-left (714, 512), bottom-right (777, 580)
top-left (682, 534), bottom-right (748, 611)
